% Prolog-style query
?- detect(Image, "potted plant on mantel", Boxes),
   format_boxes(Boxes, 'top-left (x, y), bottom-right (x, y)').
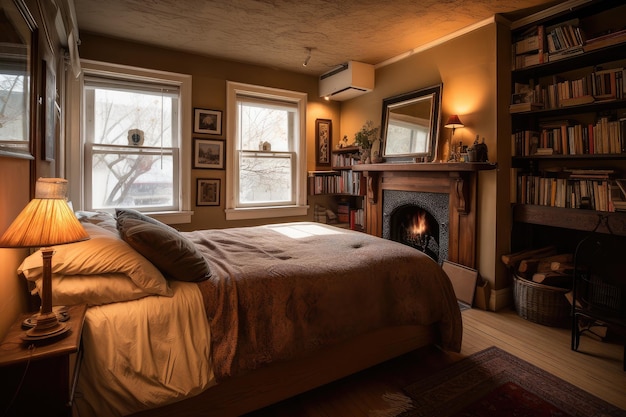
top-left (353, 120), bottom-right (380, 164)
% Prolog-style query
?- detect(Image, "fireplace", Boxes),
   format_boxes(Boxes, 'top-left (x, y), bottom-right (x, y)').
top-left (383, 191), bottom-right (449, 263)
top-left (352, 162), bottom-right (496, 268)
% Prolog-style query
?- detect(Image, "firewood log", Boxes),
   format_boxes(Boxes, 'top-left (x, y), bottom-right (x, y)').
top-left (501, 246), bottom-right (557, 267)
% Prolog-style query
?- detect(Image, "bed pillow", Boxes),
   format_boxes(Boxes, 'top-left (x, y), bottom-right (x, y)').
top-left (116, 216), bottom-right (212, 282)
top-left (18, 222), bottom-right (171, 296)
top-left (75, 210), bottom-right (118, 234)
top-left (115, 208), bottom-right (179, 232)
top-left (31, 273), bottom-right (155, 306)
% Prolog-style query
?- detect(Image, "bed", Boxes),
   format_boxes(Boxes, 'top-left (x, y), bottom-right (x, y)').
top-left (17, 209), bottom-right (462, 417)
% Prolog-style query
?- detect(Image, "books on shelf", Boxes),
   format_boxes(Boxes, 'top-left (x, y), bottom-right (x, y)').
top-left (513, 169), bottom-right (617, 212)
top-left (308, 170), bottom-right (363, 195)
top-left (545, 19), bottom-right (584, 54)
top-left (512, 25), bottom-right (545, 69)
top-left (509, 102), bottom-right (544, 113)
top-left (512, 117), bottom-right (626, 156)
top-left (337, 200), bottom-right (350, 223)
top-left (331, 147), bottom-right (360, 167)
top-left (591, 67), bottom-right (624, 101)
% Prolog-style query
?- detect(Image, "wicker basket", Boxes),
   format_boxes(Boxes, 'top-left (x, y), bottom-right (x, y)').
top-left (513, 273), bottom-right (571, 327)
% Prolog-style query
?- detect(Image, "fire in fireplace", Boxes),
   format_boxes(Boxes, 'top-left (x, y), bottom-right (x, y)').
top-left (392, 206), bottom-right (440, 261)
top-left (382, 190), bottom-right (449, 264)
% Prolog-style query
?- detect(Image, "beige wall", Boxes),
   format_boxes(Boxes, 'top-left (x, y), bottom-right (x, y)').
top-left (342, 21), bottom-right (510, 292)
top-left (75, 21), bottom-right (512, 293)
top-left (78, 33), bottom-right (341, 232)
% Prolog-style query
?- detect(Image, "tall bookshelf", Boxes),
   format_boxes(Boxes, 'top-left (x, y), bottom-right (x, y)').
top-left (308, 146), bottom-right (366, 231)
top-left (510, 0), bottom-right (626, 252)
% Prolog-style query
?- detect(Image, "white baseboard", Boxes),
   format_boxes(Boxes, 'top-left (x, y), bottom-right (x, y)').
top-left (488, 286), bottom-right (513, 311)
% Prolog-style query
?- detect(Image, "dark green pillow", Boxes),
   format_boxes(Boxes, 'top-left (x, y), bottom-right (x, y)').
top-left (116, 216), bottom-right (211, 282)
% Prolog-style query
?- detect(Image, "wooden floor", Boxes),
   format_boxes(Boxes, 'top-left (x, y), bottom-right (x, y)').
top-left (245, 307), bottom-right (626, 417)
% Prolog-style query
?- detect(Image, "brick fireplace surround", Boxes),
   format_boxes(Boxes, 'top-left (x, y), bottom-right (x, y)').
top-left (352, 162), bottom-right (497, 269)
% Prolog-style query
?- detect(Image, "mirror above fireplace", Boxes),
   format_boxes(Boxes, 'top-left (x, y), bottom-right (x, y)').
top-left (381, 84), bottom-right (442, 162)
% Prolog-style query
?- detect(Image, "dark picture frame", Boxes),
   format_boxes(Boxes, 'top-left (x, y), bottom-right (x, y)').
top-left (193, 138), bottom-right (225, 169)
top-left (197, 178), bottom-right (220, 206)
top-left (315, 118), bottom-right (332, 166)
top-left (194, 108), bottom-right (222, 135)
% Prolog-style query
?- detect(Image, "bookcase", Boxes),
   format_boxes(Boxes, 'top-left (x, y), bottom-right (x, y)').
top-left (509, 0), bottom-right (626, 252)
top-left (308, 146), bottom-right (366, 231)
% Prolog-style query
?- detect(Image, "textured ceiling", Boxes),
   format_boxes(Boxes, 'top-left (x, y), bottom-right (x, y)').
top-left (73, 0), bottom-right (563, 76)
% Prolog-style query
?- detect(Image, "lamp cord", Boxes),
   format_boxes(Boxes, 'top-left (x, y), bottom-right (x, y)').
top-left (1, 343), bottom-right (35, 417)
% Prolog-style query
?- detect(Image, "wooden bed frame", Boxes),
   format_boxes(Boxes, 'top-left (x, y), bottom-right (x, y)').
top-left (128, 324), bottom-right (437, 417)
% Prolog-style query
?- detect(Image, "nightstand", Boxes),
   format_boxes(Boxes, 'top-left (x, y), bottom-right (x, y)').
top-left (0, 304), bottom-right (87, 417)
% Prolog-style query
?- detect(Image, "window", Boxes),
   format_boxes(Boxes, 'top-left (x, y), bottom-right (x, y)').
top-left (68, 60), bottom-right (192, 224)
top-left (225, 82), bottom-right (307, 220)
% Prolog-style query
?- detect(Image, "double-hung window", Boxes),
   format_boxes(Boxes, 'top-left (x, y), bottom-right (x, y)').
top-left (225, 82), bottom-right (307, 220)
top-left (69, 60), bottom-right (191, 223)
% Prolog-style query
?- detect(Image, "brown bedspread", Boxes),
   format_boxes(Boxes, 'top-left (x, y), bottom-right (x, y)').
top-left (185, 222), bottom-right (462, 381)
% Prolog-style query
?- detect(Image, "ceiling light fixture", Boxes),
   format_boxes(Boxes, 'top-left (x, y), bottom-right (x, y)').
top-left (303, 47), bottom-right (312, 67)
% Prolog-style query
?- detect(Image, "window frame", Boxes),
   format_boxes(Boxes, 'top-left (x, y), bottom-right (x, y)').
top-left (225, 81), bottom-right (308, 221)
top-left (66, 59), bottom-right (192, 224)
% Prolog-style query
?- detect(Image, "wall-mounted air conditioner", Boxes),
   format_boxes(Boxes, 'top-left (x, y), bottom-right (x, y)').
top-left (319, 61), bottom-right (374, 101)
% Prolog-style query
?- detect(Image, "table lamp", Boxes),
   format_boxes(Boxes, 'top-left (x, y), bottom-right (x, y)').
top-left (0, 178), bottom-right (89, 341)
top-left (444, 115), bottom-right (464, 161)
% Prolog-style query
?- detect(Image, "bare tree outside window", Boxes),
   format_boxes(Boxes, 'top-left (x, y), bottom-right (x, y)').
top-left (89, 88), bottom-right (176, 209)
top-left (238, 104), bottom-right (294, 204)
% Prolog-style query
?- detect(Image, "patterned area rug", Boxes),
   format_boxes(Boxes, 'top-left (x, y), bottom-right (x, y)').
top-left (372, 346), bottom-right (626, 417)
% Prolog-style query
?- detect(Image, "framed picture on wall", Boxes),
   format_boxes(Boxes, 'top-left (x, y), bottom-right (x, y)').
top-left (193, 138), bottom-right (225, 169)
top-left (315, 118), bottom-right (331, 166)
top-left (197, 178), bottom-right (220, 206)
top-left (194, 108), bottom-right (222, 135)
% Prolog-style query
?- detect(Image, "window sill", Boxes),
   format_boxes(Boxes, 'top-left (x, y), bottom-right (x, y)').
top-left (225, 205), bottom-right (308, 221)
top-left (148, 210), bottom-right (194, 225)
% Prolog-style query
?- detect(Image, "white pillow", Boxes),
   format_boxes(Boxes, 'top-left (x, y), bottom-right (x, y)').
top-left (32, 273), bottom-right (155, 306)
top-left (19, 223), bottom-right (171, 296)
top-left (75, 210), bottom-right (118, 234)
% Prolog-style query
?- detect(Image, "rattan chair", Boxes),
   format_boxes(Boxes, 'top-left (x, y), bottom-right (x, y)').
top-left (571, 232), bottom-right (626, 371)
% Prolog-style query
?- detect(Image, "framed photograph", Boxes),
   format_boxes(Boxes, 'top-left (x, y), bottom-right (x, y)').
top-left (197, 178), bottom-right (220, 206)
top-left (193, 138), bottom-right (225, 169)
top-left (194, 108), bottom-right (222, 135)
top-left (315, 118), bottom-right (332, 166)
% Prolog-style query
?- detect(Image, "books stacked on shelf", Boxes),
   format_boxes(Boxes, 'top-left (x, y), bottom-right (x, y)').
top-left (332, 147), bottom-right (360, 167)
top-left (511, 130), bottom-right (540, 156)
top-left (546, 19), bottom-right (585, 62)
top-left (308, 170), bottom-right (362, 195)
top-left (591, 66), bottom-right (625, 101)
top-left (513, 117), bottom-right (626, 156)
top-left (337, 200), bottom-right (350, 224)
top-left (512, 25), bottom-right (545, 69)
top-left (584, 28), bottom-right (626, 53)
top-left (349, 208), bottom-right (364, 231)
top-left (513, 168), bottom-right (617, 211)
top-left (550, 74), bottom-right (595, 108)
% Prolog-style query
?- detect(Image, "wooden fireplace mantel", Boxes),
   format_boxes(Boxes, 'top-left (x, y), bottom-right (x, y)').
top-left (352, 162), bottom-right (497, 268)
